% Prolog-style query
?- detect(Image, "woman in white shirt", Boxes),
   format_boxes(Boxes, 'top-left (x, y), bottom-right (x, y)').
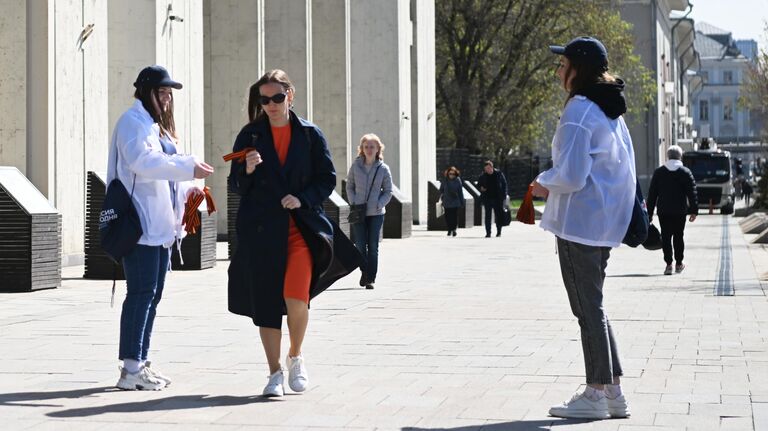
top-left (107, 65), bottom-right (214, 391)
top-left (532, 37), bottom-right (635, 420)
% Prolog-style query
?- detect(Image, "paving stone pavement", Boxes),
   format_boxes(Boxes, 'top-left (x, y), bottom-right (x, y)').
top-left (1, 213), bottom-right (767, 431)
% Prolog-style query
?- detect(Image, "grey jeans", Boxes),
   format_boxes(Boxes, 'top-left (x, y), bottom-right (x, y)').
top-left (556, 237), bottom-right (623, 384)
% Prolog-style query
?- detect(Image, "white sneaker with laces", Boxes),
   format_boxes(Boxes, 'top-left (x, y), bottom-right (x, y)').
top-left (549, 391), bottom-right (610, 419)
top-left (606, 394), bottom-right (631, 418)
top-left (116, 366), bottom-right (166, 391)
top-left (262, 369), bottom-right (285, 397)
top-left (286, 354), bottom-right (309, 392)
top-left (143, 361), bottom-right (171, 386)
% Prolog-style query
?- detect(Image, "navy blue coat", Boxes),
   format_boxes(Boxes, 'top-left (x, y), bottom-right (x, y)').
top-left (227, 111), bottom-right (361, 329)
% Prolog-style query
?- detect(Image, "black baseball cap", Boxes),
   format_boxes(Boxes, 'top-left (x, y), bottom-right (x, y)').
top-left (133, 65), bottom-right (183, 89)
top-left (549, 36), bottom-right (608, 70)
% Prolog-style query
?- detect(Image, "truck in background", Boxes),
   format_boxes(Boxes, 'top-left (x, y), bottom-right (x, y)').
top-left (682, 138), bottom-right (734, 214)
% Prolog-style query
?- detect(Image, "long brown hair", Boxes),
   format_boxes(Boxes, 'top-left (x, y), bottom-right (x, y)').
top-left (134, 86), bottom-right (177, 140)
top-left (564, 59), bottom-right (617, 102)
top-left (248, 69), bottom-right (295, 122)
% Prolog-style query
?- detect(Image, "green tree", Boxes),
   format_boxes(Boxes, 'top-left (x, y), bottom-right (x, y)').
top-left (738, 27), bottom-right (768, 208)
top-left (436, 0), bottom-right (654, 159)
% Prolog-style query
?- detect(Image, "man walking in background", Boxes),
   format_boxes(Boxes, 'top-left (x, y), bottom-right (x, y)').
top-left (477, 160), bottom-right (508, 237)
top-left (647, 145), bottom-right (698, 275)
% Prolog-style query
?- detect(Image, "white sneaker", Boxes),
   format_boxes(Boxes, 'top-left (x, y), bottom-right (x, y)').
top-left (286, 354), bottom-right (309, 392)
top-left (607, 394), bottom-right (631, 418)
top-left (116, 366), bottom-right (165, 391)
top-left (143, 361), bottom-right (171, 386)
top-left (262, 369), bottom-right (285, 397)
top-left (549, 391), bottom-right (610, 419)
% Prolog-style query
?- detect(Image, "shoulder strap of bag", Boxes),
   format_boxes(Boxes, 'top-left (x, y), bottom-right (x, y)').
top-left (114, 141), bottom-right (137, 197)
top-left (363, 164), bottom-right (382, 204)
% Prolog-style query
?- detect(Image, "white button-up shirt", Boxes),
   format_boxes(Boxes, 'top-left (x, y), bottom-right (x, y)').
top-left (106, 100), bottom-right (197, 248)
top-left (537, 96), bottom-right (636, 248)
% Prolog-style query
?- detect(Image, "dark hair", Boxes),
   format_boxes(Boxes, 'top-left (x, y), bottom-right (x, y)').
top-left (248, 69), bottom-right (295, 122)
top-left (134, 86), bottom-right (177, 139)
top-left (564, 58), bottom-right (617, 102)
top-left (484, 160), bottom-right (494, 167)
top-left (444, 166), bottom-right (461, 177)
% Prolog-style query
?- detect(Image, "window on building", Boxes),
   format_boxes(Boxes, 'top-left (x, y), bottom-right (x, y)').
top-left (699, 100), bottom-right (709, 121)
top-left (723, 100), bottom-right (734, 120)
top-left (700, 71), bottom-right (708, 83)
top-left (723, 70), bottom-right (733, 84)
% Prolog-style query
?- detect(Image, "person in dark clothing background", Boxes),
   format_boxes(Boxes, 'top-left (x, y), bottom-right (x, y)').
top-left (439, 166), bottom-right (466, 237)
top-left (647, 145), bottom-right (698, 275)
top-left (742, 179), bottom-right (754, 208)
top-left (477, 160), bottom-right (508, 237)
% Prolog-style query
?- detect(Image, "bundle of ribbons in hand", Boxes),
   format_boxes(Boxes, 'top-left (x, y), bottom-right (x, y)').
top-left (515, 185), bottom-right (535, 225)
top-left (222, 147), bottom-right (255, 163)
top-left (182, 186), bottom-right (217, 235)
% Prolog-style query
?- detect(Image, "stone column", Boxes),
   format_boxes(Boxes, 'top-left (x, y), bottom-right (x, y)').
top-left (203, 0), bottom-right (264, 235)
top-left (311, 0), bottom-right (351, 189)
top-left (350, 0), bottom-right (412, 200)
top-left (410, 0), bottom-right (436, 224)
top-left (264, 0), bottom-right (312, 120)
top-left (0, 0), bottom-right (27, 175)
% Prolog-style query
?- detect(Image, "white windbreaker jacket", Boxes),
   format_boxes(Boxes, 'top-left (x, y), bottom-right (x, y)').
top-left (537, 95), bottom-right (636, 248)
top-left (106, 100), bottom-right (197, 248)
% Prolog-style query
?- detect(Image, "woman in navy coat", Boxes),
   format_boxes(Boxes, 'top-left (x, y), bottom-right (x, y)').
top-left (227, 69), bottom-right (360, 398)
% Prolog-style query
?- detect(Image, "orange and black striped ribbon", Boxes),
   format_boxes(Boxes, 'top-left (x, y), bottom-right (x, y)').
top-left (222, 148), bottom-right (254, 163)
top-left (182, 186), bottom-right (217, 235)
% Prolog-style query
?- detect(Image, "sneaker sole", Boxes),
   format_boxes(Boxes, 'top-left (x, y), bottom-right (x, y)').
top-left (609, 410), bottom-right (631, 418)
top-left (549, 408), bottom-right (610, 419)
top-left (262, 390), bottom-right (284, 398)
top-left (115, 380), bottom-right (164, 391)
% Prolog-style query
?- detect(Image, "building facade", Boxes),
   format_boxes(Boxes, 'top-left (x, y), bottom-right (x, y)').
top-left (692, 22), bottom-right (761, 144)
top-left (618, 0), bottom-right (698, 190)
top-left (0, 0), bottom-right (437, 266)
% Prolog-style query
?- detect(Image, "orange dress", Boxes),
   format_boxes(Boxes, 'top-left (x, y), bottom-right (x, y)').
top-left (271, 124), bottom-right (313, 304)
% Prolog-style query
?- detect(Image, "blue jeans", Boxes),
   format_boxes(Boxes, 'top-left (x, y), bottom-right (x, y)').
top-left (352, 215), bottom-right (385, 283)
top-left (119, 244), bottom-right (170, 361)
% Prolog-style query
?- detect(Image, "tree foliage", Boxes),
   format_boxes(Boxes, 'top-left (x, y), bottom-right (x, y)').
top-left (738, 26), bottom-right (768, 208)
top-left (436, 0), bottom-right (655, 159)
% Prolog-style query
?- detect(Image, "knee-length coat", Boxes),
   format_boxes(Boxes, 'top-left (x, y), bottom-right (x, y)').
top-left (227, 111), bottom-right (361, 328)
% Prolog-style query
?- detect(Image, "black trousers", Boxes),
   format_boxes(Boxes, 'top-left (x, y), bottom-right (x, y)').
top-left (444, 207), bottom-right (459, 231)
top-left (658, 214), bottom-right (687, 265)
top-left (483, 201), bottom-right (504, 235)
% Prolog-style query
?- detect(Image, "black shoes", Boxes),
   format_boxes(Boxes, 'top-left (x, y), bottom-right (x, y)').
top-left (365, 283), bottom-right (374, 290)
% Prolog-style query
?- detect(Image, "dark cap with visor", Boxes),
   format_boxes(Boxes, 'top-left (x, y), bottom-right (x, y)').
top-left (133, 65), bottom-right (183, 90)
top-left (549, 36), bottom-right (608, 70)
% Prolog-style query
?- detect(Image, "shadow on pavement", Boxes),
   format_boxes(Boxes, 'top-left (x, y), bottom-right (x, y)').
top-left (403, 418), bottom-right (598, 431)
top-left (0, 387), bottom-right (273, 416)
top-left (46, 393), bottom-right (275, 417)
top-left (0, 387), bottom-right (115, 407)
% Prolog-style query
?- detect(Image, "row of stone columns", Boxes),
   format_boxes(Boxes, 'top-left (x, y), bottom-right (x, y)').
top-left (0, 0), bottom-right (436, 265)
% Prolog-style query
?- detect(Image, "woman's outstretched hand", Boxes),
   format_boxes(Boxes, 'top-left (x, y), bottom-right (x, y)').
top-left (194, 161), bottom-right (214, 179)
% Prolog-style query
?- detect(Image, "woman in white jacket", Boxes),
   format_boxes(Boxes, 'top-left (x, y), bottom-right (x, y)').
top-left (532, 37), bottom-right (635, 419)
top-left (107, 65), bottom-right (214, 390)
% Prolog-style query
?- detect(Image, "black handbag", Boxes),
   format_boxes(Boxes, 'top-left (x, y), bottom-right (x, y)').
top-left (642, 224), bottom-right (662, 250)
top-left (622, 179), bottom-right (649, 248)
top-left (348, 164), bottom-right (381, 225)
top-left (99, 151), bottom-right (142, 263)
top-left (500, 205), bottom-right (512, 226)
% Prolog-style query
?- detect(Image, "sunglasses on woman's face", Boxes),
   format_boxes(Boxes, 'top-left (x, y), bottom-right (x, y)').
top-left (258, 93), bottom-right (287, 105)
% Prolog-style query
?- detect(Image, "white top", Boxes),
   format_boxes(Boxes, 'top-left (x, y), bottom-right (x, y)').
top-left (106, 100), bottom-right (197, 247)
top-left (537, 95), bottom-right (636, 248)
